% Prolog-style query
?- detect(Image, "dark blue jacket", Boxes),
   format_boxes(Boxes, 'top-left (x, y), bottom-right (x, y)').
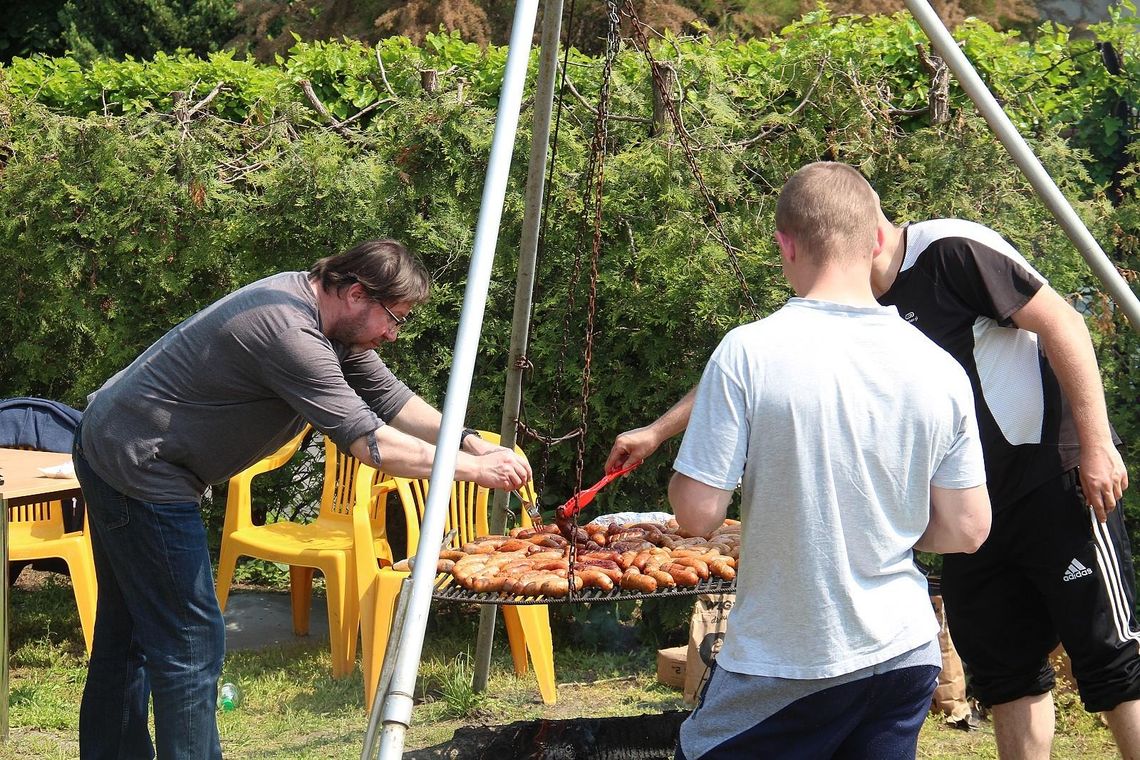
top-left (0, 397), bottom-right (82, 453)
top-left (0, 397), bottom-right (85, 536)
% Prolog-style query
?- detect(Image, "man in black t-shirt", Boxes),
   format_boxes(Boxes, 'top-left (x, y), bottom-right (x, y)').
top-left (869, 215), bottom-right (1139, 759)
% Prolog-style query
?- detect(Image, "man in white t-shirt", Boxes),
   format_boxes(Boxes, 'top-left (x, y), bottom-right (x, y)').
top-left (669, 162), bottom-right (992, 758)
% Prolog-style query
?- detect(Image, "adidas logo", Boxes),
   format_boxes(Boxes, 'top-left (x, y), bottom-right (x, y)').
top-left (1063, 559), bottom-right (1093, 582)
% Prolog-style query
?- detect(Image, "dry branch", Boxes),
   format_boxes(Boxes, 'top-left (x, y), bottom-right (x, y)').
top-left (916, 43), bottom-right (951, 125)
top-left (561, 72), bottom-right (651, 125)
top-left (299, 79), bottom-right (351, 137)
top-left (374, 46), bottom-right (397, 98)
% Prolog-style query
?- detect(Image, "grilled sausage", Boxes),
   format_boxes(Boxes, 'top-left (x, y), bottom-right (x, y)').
top-left (620, 568), bottom-right (658, 593)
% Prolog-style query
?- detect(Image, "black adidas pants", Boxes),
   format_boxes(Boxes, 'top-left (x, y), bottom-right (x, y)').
top-left (941, 468), bottom-right (1140, 712)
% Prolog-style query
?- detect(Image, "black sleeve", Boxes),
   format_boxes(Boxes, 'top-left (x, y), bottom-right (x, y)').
top-left (932, 237), bottom-right (1043, 326)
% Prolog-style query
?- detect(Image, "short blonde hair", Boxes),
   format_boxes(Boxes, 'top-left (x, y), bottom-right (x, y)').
top-left (775, 162), bottom-right (879, 265)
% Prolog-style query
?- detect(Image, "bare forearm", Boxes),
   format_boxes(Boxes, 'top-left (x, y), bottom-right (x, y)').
top-left (387, 396), bottom-right (500, 455)
top-left (388, 395), bottom-right (445, 442)
top-left (1043, 312), bottom-right (1112, 447)
top-left (349, 425), bottom-right (436, 477)
top-left (606, 387), bottom-right (697, 472)
top-left (1014, 288), bottom-right (1112, 448)
top-left (914, 520), bottom-right (968, 554)
top-left (351, 426), bottom-right (530, 489)
top-left (653, 387), bottom-right (697, 443)
top-left (668, 472), bottom-right (732, 537)
top-left (1013, 287), bottom-right (1127, 519)
top-left (916, 484), bottom-right (991, 554)
top-left (350, 424), bottom-right (485, 479)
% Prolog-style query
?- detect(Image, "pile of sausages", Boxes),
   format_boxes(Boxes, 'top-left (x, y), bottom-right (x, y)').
top-left (435, 518), bottom-right (741, 599)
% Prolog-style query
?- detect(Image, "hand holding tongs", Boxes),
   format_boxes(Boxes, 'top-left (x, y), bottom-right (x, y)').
top-left (556, 460), bottom-right (641, 522)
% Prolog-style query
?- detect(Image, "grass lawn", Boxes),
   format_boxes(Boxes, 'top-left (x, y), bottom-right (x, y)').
top-left (0, 572), bottom-right (1121, 759)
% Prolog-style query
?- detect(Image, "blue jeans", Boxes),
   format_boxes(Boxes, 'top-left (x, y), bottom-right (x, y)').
top-left (74, 442), bottom-right (225, 760)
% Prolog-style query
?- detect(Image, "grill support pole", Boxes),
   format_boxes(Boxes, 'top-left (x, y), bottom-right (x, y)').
top-left (375, 3), bottom-right (542, 758)
top-left (361, 576), bottom-right (412, 760)
top-left (473, 0), bottom-right (566, 695)
top-left (902, 0), bottom-right (1140, 328)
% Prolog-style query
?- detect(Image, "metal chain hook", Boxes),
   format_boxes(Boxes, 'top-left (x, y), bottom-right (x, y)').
top-left (561, 0), bottom-right (623, 595)
top-left (574, 0), bottom-right (620, 496)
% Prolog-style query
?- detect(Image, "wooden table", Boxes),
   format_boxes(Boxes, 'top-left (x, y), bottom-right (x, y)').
top-left (0, 447), bottom-right (82, 742)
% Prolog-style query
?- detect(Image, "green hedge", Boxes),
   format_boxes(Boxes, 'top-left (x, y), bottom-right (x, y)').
top-left (1, 11), bottom-right (1137, 518)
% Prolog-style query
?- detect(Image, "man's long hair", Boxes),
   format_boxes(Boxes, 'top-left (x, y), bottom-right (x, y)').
top-left (309, 239), bottom-right (431, 306)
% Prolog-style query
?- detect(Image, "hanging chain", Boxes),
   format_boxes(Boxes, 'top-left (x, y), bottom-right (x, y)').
top-left (557, 0), bottom-right (621, 594)
top-left (572, 0), bottom-right (620, 509)
top-left (622, 0), bottom-right (760, 318)
top-left (516, 0), bottom-right (582, 502)
top-left (522, 0), bottom-right (619, 524)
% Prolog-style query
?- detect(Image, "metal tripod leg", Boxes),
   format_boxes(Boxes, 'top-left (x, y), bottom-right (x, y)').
top-left (361, 575), bottom-right (413, 760)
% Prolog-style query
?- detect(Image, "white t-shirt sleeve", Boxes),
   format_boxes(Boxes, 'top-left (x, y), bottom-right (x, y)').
top-left (931, 361), bottom-right (987, 490)
top-left (674, 341), bottom-right (750, 491)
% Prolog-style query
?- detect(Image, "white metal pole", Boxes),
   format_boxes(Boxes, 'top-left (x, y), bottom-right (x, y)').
top-left (375, 2), bottom-right (542, 757)
top-left (902, 0), bottom-right (1140, 327)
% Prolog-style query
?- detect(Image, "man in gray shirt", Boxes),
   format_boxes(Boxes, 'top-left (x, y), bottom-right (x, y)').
top-left (73, 239), bottom-right (531, 760)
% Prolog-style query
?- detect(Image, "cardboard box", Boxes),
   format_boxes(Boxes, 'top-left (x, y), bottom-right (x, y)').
top-left (656, 646), bottom-right (687, 689)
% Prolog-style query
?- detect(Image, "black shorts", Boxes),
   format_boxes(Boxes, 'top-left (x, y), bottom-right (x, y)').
top-left (941, 469), bottom-right (1140, 712)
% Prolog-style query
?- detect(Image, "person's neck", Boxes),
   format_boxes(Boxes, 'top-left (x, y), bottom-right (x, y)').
top-left (798, 268), bottom-right (880, 307)
top-left (870, 223), bottom-right (906, 298)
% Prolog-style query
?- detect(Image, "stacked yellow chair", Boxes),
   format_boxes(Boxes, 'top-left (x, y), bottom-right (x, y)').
top-left (9, 491), bottom-right (98, 652)
top-left (353, 431), bottom-right (556, 710)
top-left (214, 427), bottom-right (397, 677)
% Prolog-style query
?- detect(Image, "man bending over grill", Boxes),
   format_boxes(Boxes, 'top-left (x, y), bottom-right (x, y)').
top-left (73, 239), bottom-right (532, 760)
top-left (611, 160), bottom-right (1140, 760)
top-left (663, 162), bottom-right (992, 758)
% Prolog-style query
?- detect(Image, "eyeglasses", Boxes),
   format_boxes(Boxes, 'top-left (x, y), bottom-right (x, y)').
top-left (378, 302), bottom-right (410, 329)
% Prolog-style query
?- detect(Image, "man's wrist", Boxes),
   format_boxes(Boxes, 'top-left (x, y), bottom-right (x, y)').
top-left (644, 423), bottom-right (667, 449)
top-left (459, 428), bottom-right (482, 451)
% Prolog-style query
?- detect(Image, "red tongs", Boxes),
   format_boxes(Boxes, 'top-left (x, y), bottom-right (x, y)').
top-left (555, 460), bottom-right (641, 522)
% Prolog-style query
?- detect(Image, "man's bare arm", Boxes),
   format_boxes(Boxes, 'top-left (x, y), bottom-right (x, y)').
top-left (385, 395), bottom-right (505, 456)
top-left (605, 387), bottom-right (697, 473)
top-left (915, 484), bottom-right (992, 554)
top-left (1012, 285), bottom-right (1127, 522)
top-left (668, 471), bottom-right (734, 538)
top-left (349, 398), bottom-right (531, 491)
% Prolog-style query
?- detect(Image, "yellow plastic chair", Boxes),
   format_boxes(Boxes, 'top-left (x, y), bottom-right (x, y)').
top-left (8, 492), bottom-right (97, 652)
top-left (354, 432), bottom-right (556, 709)
top-left (214, 427), bottom-right (396, 677)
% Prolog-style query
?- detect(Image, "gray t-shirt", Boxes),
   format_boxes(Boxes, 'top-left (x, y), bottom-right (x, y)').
top-left (674, 298), bottom-right (985, 679)
top-left (81, 272), bottom-right (415, 502)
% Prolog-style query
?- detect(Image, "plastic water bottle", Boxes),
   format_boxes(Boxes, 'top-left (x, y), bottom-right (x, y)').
top-left (217, 682), bottom-right (242, 711)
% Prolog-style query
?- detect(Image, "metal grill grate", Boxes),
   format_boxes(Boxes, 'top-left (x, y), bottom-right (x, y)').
top-left (430, 573), bottom-right (736, 605)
